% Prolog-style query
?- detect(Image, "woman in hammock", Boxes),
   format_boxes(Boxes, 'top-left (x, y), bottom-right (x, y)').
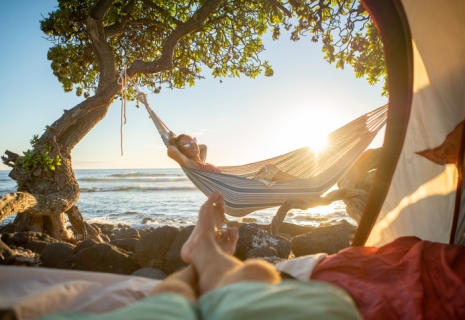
top-left (168, 134), bottom-right (299, 184)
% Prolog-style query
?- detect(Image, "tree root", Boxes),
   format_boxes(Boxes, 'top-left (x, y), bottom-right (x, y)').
top-left (270, 188), bottom-right (368, 235)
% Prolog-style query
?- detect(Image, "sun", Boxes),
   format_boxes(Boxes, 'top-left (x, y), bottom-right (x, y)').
top-left (263, 105), bottom-right (343, 158)
top-left (308, 134), bottom-right (328, 152)
top-left (291, 108), bottom-right (337, 152)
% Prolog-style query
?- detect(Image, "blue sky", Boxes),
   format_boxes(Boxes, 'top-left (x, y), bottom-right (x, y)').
top-left (0, 1), bottom-right (387, 169)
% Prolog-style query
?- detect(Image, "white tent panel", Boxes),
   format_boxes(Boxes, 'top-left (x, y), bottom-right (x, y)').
top-left (366, 0), bottom-right (465, 246)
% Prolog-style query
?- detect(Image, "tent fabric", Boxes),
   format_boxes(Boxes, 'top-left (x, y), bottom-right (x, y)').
top-left (311, 236), bottom-right (465, 320)
top-left (356, 0), bottom-right (465, 246)
top-left (0, 266), bottom-right (160, 320)
top-left (141, 88), bottom-right (387, 216)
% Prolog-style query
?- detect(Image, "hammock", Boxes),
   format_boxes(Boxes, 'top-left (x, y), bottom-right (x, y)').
top-left (137, 93), bottom-right (387, 217)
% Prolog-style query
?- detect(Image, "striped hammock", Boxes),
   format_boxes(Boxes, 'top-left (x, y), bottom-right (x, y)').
top-left (139, 92), bottom-right (387, 217)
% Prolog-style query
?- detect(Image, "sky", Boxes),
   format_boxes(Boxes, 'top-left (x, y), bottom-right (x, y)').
top-left (0, 1), bottom-right (387, 170)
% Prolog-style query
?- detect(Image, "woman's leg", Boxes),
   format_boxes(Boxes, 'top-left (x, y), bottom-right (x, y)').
top-left (272, 170), bottom-right (300, 181)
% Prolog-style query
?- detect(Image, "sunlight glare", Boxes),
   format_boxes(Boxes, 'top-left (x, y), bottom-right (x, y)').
top-left (289, 107), bottom-right (337, 152)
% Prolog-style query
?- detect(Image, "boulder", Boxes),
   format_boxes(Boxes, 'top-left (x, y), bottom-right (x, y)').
top-left (226, 221), bottom-right (315, 238)
top-left (164, 226), bottom-right (194, 274)
top-left (0, 239), bottom-right (15, 265)
top-left (0, 223), bottom-right (13, 234)
top-left (66, 243), bottom-right (140, 275)
top-left (335, 219), bottom-right (357, 234)
top-left (291, 223), bottom-right (351, 257)
top-left (235, 224), bottom-right (291, 261)
top-left (41, 242), bottom-right (76, 268)
top-left (113, 228), bottom-right (140, 240)
top-left (92, 223), bottom-right (115, 234)
top-left (74, 239), bottom-right (100, 253)
top-left (1, 232), bottom-right (57, 255)
top-left (246, 247), bottom-right (279, 259)
top-left (135, 226), bottom-right (179, 269)
top-left (110, 238), bottom-right (139, 252)
top-left (276, 223), bottom-right (315, 237)
top-left (260, 256), bottom-right (286, 265)
top-left (132, 267), bottom-right (167, 280)
top-left (100, 234), bottom-right (110, 242)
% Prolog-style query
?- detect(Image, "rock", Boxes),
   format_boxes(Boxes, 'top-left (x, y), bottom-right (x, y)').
top-left (336, 219), bottom-right (357, 234)
top-left (277, 223), bottom-right (315, 237)
top-left (74, 239), bottom-right (99, 254)
top-left (227, 221), bottom-right (315, 238)
top-left (132, 267), bottom-right (167, 280)
top-left (135, 226), bottom-right (179, 269)
top-left (0, 223), bottom-right (13, 234)
top-left (247, 247), bottom-right (279, 259)
top-left (235, 224), bottom-right (291, 261)
top-left (260, 256), bottom-right (286, 265)
top-left (0, 239), bottom-right (15, 264)
top-left (66, 243), bottom-right (140, 275)
top-left (1, 232), bottom-right (57, 255)
top-left (13, 232), bottom-right (28, 244)
top-left (139, 228), bottom-right (155, 236)
top-left (41, 242), bottom-right (76, 268)
top-left (164, 226), bottom-right (194, 274)
top-left (142, 217), bottom-right (155, 224)
top-left (100, 234), bottom-right (110, 242)
top-left (117, 223), bottom-right (130, 229)
top-left (92, 223), bottom-right (114, 234)
top-left (90, 224), bottom-right (102, 234)
top-left (113, 228), bottom-right (140, 240)
top-left (110, 238), bottom-right (139, 252)
top-left (291, 224), bottom-right (351, 257)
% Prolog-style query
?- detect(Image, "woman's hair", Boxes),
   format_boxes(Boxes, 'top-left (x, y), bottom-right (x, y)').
top-left (169, 134), bottom-right (190, 155)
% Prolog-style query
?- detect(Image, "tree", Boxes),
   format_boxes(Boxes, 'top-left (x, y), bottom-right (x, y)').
top-left (1, 0), bottom-right (384, 241)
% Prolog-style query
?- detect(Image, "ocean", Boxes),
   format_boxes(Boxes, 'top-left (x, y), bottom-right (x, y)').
top-left (0, 169), bottom-right (353, 229)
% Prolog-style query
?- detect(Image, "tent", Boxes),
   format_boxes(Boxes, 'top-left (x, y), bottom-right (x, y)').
top-left (353, 0), bottom-right (465, 247)
top-left (2, 0), bottom-right (465, 319)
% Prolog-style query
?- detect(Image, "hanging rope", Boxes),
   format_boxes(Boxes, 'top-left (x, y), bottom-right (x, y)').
top-left (117, 66), bottom-right (153, 156)
top-left (117, 65), bottom-right (129, 156)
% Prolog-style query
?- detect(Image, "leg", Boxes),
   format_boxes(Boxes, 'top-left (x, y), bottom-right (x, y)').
top-left (272, 170), bottom-right (300, 181)
top-left (150, 264), bottom-right (198, 302)
top-left (149, 226), bottom-right (240, 302)
top-left (181, 191), bottom-right (281, 294)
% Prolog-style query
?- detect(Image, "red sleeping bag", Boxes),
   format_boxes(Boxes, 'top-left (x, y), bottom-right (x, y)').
top-left (311, 236), bottom-right (465, 320)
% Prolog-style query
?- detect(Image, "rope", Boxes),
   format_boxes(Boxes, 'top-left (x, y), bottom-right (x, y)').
top-left (117, 65), bottom-right (129, 156)
top-left (117, 65), bottom-right (152, 155)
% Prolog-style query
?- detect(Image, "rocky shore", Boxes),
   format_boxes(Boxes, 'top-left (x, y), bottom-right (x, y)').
top-left (0, 219), bottom-right (355, 279)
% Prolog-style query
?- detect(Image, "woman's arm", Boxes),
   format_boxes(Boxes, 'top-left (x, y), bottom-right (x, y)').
top-left (167, 146), bottom-right (189, 167)
top-left (199, 144), bottom-right (207, 162)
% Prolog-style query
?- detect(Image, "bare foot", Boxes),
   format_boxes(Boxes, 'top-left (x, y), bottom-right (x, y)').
top-left (181, 191), bottom-right (226, 264)
top-left (216, 227), bottom-right (239, 256)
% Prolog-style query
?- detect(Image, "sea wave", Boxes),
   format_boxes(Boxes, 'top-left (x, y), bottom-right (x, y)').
top-left (78, 177), bottom-right (189, 182)
top-left (80, 185), bottom-right (197, 192)
top-left (107, 172), bottom-right (184, 178)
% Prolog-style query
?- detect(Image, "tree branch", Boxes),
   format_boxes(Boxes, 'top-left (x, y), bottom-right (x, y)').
top-left (270, 188), bottom-right (367, 235)
top-left (141, 0), bottom-right (183, 26)
top-left (127, 0), bottom-right (224, 76)
top-left (104, 0), bottom-right (136, 38)
top-left (90, 0), bottom-right (115, 20)
top-left (268, 0), bottom-right (292, 18)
